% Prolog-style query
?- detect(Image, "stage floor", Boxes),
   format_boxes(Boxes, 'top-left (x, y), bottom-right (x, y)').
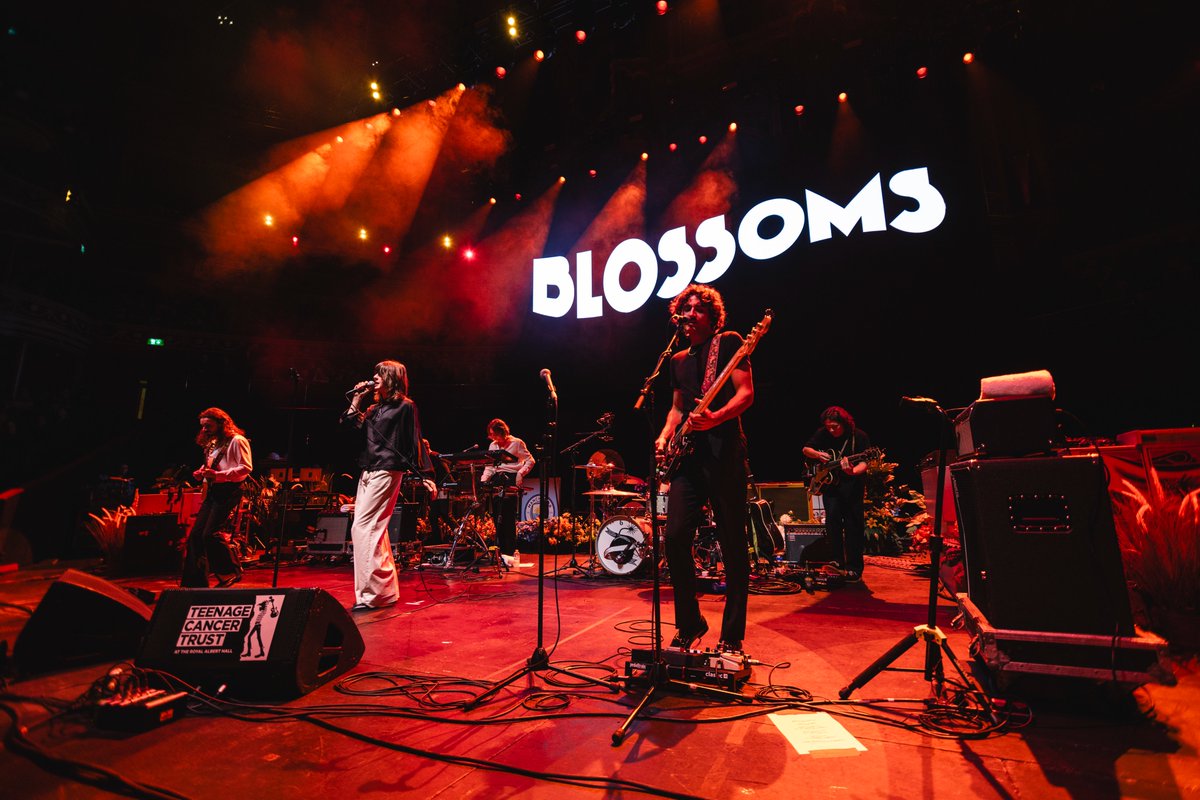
top-left (1, 552), bottom-right (1197, 799)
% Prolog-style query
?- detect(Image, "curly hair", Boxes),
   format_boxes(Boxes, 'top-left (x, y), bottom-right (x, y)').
top-left (820, 406), bottom-right (856, 431)
top-left (196, 407), bottom-right (246, 447)
top-left (668, 284), bottom-right (726, 331)
top-left (487, 418), bottom-right (510, 438)
top-left (374, 360), bottom-right (409, 401)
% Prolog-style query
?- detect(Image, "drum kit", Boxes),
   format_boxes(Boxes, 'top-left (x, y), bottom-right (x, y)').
top-left (427, 445), bottom-right (526, 573)
top-left (570, 449), bottom-right (673, 577)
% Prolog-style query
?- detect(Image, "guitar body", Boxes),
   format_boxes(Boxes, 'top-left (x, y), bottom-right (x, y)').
top-left (747, 498), bottom-right (784, 559)
top-left (807, 447), bottom-right (882, 497)
top-left (658, 431), bottom-right (693, 482)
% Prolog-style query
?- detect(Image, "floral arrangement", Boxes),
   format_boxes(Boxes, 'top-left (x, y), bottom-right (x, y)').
top-left (1111, 468), bottom-right (1200, 636)
top-left (516, 513), bottom-right (601, 549)
top-left (84, 505), bottom-right (135, 566)
top-left (863, 456), bottom-right (929, 554)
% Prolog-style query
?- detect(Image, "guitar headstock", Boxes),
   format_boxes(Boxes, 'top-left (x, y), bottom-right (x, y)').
top-left (744, 309), bottom-right (773, 352)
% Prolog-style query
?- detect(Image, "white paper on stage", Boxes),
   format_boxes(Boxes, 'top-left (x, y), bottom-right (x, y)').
top-left (768, 712), bottom-right (867, 757)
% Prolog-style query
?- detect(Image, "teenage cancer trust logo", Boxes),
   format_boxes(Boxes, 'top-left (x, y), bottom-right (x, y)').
top-left (174, 595), bottom-right (285, 661)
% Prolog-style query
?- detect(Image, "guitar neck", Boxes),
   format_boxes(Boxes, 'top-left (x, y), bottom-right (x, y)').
top-left (680, 335), bottom-right (749, 435)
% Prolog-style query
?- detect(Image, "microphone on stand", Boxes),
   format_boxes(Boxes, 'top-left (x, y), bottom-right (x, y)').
top-left (670, 314), bottom-right (685, 326)
top-left (540, 368), bottom-right (558, 403)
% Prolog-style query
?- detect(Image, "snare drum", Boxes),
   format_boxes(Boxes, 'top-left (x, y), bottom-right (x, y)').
top-left (595, 516), bottom-right (652, 576)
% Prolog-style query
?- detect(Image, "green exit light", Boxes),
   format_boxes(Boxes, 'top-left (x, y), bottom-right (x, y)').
top-left (147, 337), bottom-right (165, 347)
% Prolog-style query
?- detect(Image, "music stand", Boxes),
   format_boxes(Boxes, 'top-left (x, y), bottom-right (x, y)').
top-left (836, 396), bottom-right (997, 722)
top-left (462, 387), bottom-right (616, 710)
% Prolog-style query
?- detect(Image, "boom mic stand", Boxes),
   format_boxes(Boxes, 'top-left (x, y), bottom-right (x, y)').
top-left (464, 379), bottom-right (616, 710)
top-left (837, 396), bottom-right (997, 722)
top-left (612, 323), bottom-right (686, 744)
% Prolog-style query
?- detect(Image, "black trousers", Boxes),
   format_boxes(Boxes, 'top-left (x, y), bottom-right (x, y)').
top-left (181, 482), bottom-right (243, 587)
top-left (664, 452), bottom-right (749, 643)
top-left (823, 482), bottom-right (865, 574)
top-left (490, 493), bottom-right (518, 556)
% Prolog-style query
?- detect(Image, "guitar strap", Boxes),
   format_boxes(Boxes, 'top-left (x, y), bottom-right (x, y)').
top-left (700, 334), bottom-right (720, 393)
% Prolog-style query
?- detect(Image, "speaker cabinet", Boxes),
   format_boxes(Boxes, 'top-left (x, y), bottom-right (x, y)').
top-left (136, 587), bottom-right (365, 699)
top-left (388, 502), bottom-right (419, 544)
top-left (308, 513), bottom-right (352, 555)
top-left (123, 514), bottom-right (183, 575)
top-left (13, 569), bottom-right (154, 676)
top-left (756, 482), bottom-right (812, 522)
top-left (950, 455), bottom-right (1133, 635)
top-left (782, 523), bottom-right (829, 563)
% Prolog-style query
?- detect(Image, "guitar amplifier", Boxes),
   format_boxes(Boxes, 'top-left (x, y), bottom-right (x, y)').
top-left (782, 523), bottom-right (829, 563)
top-left (755, 482), bottom-right (811, 522)
top-left (307, 513), bottom-right (351, 555)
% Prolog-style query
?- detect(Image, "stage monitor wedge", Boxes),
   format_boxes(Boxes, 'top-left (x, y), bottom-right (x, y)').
top-left (13, 568), bottom-right (154, 676)
top-left (136, 587), bottom-right (364, 699)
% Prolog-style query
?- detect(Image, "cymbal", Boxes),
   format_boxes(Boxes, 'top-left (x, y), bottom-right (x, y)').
top-left (574, 463), bottom-right (614, 470)
top-left (583, 489), bottom-right (641, 498)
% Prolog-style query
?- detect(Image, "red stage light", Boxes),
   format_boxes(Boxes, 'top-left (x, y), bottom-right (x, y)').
top-left (656, 1), bottom-right (668, 15)
top-left (794, 104), bottom-right (805, 116)
top-left (728, 122), bottom-right (737, 132)
top-left (589, 169), bottom-right (597, 177)
top-left (698, 135), bottom-right (708, 144)
top-left (291, 236), bottom-right (299, 247)
top-left (669, 142), bottom-right (677, 152)
top-left (963, 52), bottom-right (975, 64)
top-left (495, 66), bottom-right (506, 79)
top-left (575, 30), bottom-right (587, 44)
top-left (838, 92), bottom-right (848, 103)
top-left (641, 152), bottom-right (649, 161)
top-left (916, 66), bottom-right (928, 79)
top-left (382, 245), bottom-right (391, 254)
top-left (464, 248), bottom-right (476, 261)
top-left (515, 193), bottom-right (522, 201)
top-left (489, 197), bottom-right (497, 205)
top-left (534, 49), bottom-right (545, 62)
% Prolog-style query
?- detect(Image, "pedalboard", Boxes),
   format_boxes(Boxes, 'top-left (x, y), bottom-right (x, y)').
top-left (94, 688), bottom-right (189, 732)
top-left (624, 646), bottom-right (751, 692)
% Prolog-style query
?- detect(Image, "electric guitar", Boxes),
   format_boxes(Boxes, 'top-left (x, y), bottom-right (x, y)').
top-left (807, 447), bottom-right (882, 497)
top-left (658, 309), bottom-right (773, 482)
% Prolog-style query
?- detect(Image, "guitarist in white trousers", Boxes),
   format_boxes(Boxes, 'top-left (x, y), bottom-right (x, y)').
top-left (802, 407), bottom-right (871, 582)
top-left (654, 285), bottom-right (754, 653)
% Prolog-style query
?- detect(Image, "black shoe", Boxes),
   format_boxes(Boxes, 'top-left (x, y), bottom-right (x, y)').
top-left (216, 571), bottom-right (243, 588)
top-left (717, 639), bottom-right (743, 653)
top-left (669, 616), bottom-right (709, 649)
top-left (844, 570), bottom-right (861, 583)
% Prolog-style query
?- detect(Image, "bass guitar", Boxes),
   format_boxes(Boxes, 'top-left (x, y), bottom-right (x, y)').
top-left (807, 447), bottom-right (882, 496)
top-left (658, 309), bottom-right (773, 482)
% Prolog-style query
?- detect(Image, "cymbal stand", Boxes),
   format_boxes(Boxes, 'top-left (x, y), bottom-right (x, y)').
top-left (837, 396), bottom-right (997, 723)
top-left (551, 420), bottom-right (616, 577)
top-left (613, 322), bottom-right (684, 744)
top-left (441, 494), bottom-right (503, 577)
top-left (464, 380), bottom-right (615, 710)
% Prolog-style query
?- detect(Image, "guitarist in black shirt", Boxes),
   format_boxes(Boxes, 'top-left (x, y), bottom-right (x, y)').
top-left (802, 407), bottom-right (871, 582)
top-left (654, 285), bottom-right (754, 653)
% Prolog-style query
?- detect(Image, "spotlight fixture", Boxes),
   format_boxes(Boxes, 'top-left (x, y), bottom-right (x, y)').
top-left (514, 193), bottom-right (522, 201)
top-left (728, 122), bottom-right (737, 132)
top-left (962, 52), bottom-right (975, 64)
top-left (916, 66), bottom-right (928, 79)
top-left (464, 248), bottom-right (476, 261)
top-left (442, 235), bottom-right (453, 249)
top-left (589, 169), bottom-right (597, 178)
top-left (291, 236), bottom-right (299, 247)
top-left (382, 245), bottom-right (391, 254)
top-left (575, 30), bottom-right (587, 44)
top-left (641, 152), bottom-right (649, 161)
top-left (496, 66), bottom-right (507, 79)
top-left (669, 142), bottom-right (677, 152)
top-left (837, 92), bottom-right (848, 103)
top-left (358, 228), bottom-right (368, 241)
top-left (558, 176), bottom-right (566, 184)
top-left (656, 1), bottom-right (669, 15)
top-left (489, 197), bottom-right (497, 204)
top-left (794, 104), bottom-right (805, 116)
top-left (698, 135), bottom-right (708, 144)
top-left (264, 214), bottom-right (274, 227)
top-left (534, 49), bottom-right (545, 62)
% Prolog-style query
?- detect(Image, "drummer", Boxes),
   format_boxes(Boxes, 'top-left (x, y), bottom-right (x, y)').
top-left (480, 419), bottom-right (535, 563)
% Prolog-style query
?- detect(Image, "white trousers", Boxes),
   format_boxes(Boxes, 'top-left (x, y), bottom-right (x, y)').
top-left (350, 469), bottom-right (403, 607)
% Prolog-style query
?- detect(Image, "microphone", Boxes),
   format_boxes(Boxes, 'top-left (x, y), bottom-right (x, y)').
top-left (345, 380), bottom-right (373, 396)
top-left (540, 368), bottom-right (558, 402)
top-left (670, 314), bottom-right (685, 326)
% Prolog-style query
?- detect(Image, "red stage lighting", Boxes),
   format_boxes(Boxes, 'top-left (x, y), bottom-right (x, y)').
top-left (794, 104), bottom-right (805, 116)
top-left (291, 236), bottom-right (299, 247)
top-left (515, 193), bottom-right (522, 201)
top-left (963, 52), bottom-right (975, 64)
top-left (656, 1), bottom-right (669, 15)
top-left (464, 248), bottom-right (476, 261)
top-left (916, 66), bottom-right (928, 79)
top-left (575, 30), bottom-right (587, 44)
top-left (589, 169), bottom-right (597, 178)
top-left (495, 66), bottom-right (507, 79)
top-left (382, 245), bottom-right (391, 254)
top-left (641, 152), bottom-right (649, 161)
top-left (698, 135), bottom-right (708, 144)
top-left (669, 142), bottom-right (677, 152)
top-left (837, 92), bottom-right (848, 103)
top-left (728, 122), bottom-right (737, 132)
top-left (534, 49), bottom-right (545, 62)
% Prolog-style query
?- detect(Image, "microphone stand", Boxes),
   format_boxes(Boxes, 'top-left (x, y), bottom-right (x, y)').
top-left (271, 482), bottom-right (304, 588)
top-left (837, 396), bottom-right (997, 723)
top-left (613, 323), bottom-right (684, 744)
top-left (463, 380), bottom-right (616, 710)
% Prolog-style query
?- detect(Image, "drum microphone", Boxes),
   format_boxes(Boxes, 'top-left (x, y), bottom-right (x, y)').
top-left (539, 368), bottom-right (558, 402)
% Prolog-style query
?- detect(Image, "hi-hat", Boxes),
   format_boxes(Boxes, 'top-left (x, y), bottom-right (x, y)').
top-left (583, 489), bottom-right (640, 498)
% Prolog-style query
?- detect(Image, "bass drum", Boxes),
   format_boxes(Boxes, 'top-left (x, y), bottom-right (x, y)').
top-left (595, 516), bottom-right (652, 576)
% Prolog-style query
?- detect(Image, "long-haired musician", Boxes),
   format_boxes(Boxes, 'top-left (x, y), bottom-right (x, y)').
top-left (182, 407), bottom-right (251, 588)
